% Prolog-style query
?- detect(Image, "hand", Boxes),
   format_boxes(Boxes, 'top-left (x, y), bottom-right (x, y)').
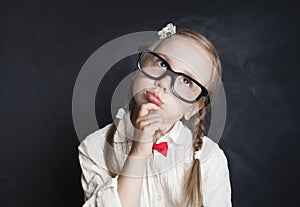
top-left (130, 103), bottom-right (166, 158)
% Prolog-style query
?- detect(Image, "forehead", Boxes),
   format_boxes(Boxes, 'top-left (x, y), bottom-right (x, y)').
top-left (148, 35), bottom-right (214, 87)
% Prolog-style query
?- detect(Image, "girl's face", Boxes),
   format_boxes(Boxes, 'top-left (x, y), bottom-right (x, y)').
top-left (132, 36), bottom-right (213, 132)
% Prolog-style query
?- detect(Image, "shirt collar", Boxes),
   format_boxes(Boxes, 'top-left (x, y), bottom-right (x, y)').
top-left (114, 110), bottom-right (189, 146)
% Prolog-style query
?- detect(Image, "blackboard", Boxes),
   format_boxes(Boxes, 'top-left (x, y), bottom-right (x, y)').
top-left (0, 0), bottom-right (299, 206)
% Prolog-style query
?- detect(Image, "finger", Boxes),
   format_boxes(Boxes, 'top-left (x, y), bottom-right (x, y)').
top-left (141, 110), bottom-right (166, 127)
top-left (137, 117), bottom-right (163, 130)
top-left (146, 121), bottom-right (165, 135)
top-left (138, 103), bottom-right (160, 116)
top-left (149, 109), bottom-right (167, 124)
top-left (135, 113), bottom-right (161, 124)
top-left (134, 121), bottom-right (165, 143)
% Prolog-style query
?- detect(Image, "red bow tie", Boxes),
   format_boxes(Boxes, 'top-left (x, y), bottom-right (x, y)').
top-left (152, 142), bottom-right (168, 157)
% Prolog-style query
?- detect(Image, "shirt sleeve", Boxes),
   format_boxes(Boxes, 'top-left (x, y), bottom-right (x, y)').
top-left (201, 146), bottom-right (232, 207)
top-left (78, 130), bottom-right (123, 207)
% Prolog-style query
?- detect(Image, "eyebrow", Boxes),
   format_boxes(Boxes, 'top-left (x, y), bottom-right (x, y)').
top-left (158, 53), bottom-right (200, 81)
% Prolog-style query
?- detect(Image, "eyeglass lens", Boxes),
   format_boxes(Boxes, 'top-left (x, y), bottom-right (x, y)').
top-left (139, 52), bottom-right (202, 102)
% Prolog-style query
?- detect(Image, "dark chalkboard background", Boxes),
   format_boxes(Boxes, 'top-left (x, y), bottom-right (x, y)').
top-left (1, 0), bottom-right (299, 206)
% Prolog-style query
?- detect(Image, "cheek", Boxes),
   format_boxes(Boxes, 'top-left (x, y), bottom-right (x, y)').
top-left (132, 75), bottom-right (154, 96)
top-left (163, 95), bottom-right (190, 118)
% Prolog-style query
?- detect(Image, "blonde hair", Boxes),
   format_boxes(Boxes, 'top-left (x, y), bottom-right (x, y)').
top-left (104, 27), bottom-right (222, 207)
top-left (176, 28), bottom-right (222, 207)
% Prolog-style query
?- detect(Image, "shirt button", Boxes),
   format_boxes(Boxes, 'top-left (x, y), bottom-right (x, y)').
top-left (156, 195), bottom-right (162, 201)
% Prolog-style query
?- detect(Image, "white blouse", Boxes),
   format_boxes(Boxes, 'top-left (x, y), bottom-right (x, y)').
top-left (78, 111), bottom-right (232, 207)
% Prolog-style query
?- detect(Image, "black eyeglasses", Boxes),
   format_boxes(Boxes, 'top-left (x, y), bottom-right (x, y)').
top-left (137, 52), bottom-right (210, 104)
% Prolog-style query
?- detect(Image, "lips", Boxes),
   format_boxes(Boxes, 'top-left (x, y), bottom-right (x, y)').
top-left (146, 91), bottom-right (164, 106)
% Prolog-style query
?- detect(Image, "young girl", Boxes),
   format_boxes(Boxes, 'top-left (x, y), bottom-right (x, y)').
top-left (78, 23), bottom-right (232, 207)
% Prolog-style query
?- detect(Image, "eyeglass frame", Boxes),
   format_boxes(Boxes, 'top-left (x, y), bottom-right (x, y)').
top-left (137, 51), bottom-right (210, 104)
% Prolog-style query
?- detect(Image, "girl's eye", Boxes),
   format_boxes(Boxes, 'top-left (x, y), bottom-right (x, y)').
top-left (182, 77), bottom-right (193, 87)
top-left (156, 60), bottom-right (168, 69)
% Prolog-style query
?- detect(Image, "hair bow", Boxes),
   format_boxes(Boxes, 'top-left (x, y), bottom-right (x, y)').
top-left (194, 150), bottom-right (201, 160)
top-left (115, 108), bottom-right (125, 119)
top-left (158, 23), bottom-right (176, 39)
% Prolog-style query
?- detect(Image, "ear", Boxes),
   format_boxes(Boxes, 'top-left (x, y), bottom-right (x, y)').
top-left (184, 103), bottom-right (204, 120)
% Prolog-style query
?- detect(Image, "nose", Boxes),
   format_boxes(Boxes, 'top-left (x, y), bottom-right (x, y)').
top-left (154, 76), bottom-right (172, 92)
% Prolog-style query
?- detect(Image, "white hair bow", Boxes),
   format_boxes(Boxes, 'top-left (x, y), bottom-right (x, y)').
top-left (158, 23), bottom-right (176, 39)
top-left (115, 108), bottom-right (125, 119)
top-left (194, 150), bottom-right (201, 160)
